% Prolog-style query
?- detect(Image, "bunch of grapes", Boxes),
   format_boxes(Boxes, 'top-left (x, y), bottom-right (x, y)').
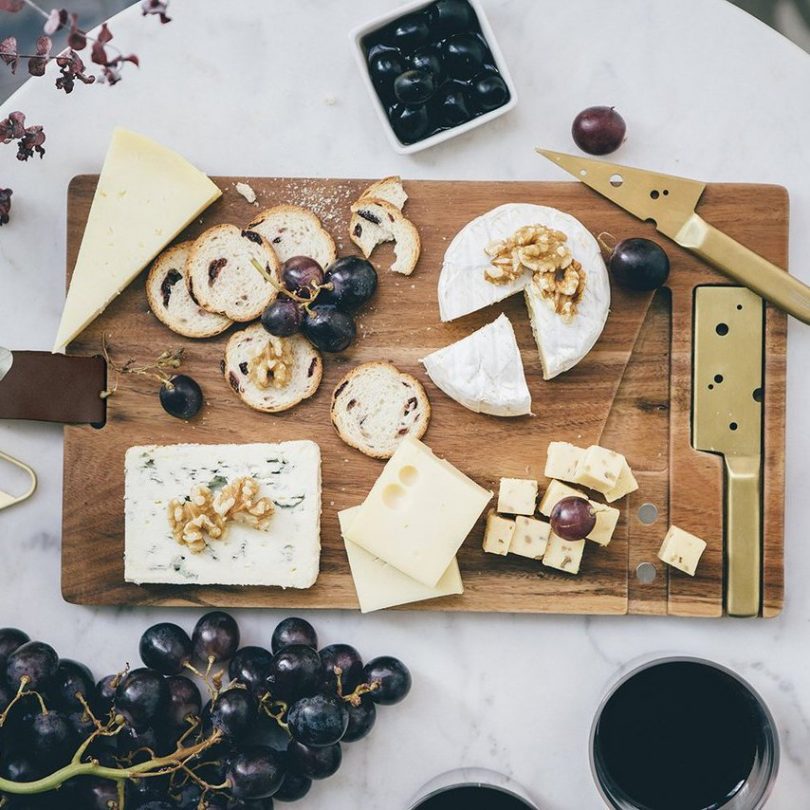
top-left (0, 612), bottom-right (410, 809)
top-left (258, 256), bottom-right (378, 353)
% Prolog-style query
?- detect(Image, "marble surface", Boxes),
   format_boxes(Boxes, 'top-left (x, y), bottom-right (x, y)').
top-left (1, 0), bottom-right (809, 807)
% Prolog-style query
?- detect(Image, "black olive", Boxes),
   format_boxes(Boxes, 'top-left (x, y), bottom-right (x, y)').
top-left (392, 14), bottom-right (430, 52)
top-left (428, 0), bottom-right (477, 35)
top-left (393, 69), bottom-right (437, 105)
top-left (389, 104), bottom-right (430, 144)
top-left (442, 33), bottom-right (488, 78)
top-left (470, 71), bottom-right (509, 112)
top-left (436, 86), bottom-right (472, 127)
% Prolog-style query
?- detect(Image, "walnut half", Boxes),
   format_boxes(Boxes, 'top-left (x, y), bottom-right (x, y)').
top-left (249, 335), bottom-right (295, 389)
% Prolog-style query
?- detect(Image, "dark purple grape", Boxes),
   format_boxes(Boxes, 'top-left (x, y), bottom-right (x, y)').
top-left (21, 711), bottom-right (75, 764)
top-left (389, 103), bottom-right (430, 144)
top-left (269, 646), bottom-right (322, 702)
top-left (0, 627), bottom-right (29, 662)
top-left (126, 776), bottom-right (172, 806)
top-left (114, 668), bottom-right (169, 730)
top-left (209, 688), bottom-right (257, 738)
top-left (363, 656), bottom-right (411, 705)
top-left (261, 298), bottom-right (303, 337)
top-left (192, 611), bottom-right (240, 663)
top-left (550, 496), bottom-right (596, 541)
top-left (411, 47), bottom-right (443, 80)
top-left (160, 374), bottom-right (203, 420)
top-left (129, 800), bottom-right (175, 810)
top-left (286, 739), bottom-right (342, 780)
top-left (271, 618), bottom-right (318, 653)
top-left (165, 675), bottom-right (202, 729)
top-left (94, 674), bottom-right (119, 717)
top-left (288, 694), bottom-right (348, 747)
top-left (301, 306), bottom-right (356, 353)
top-left (368, 50), bottom-right (406, 91)
top-left (281, 256), bottom-right (324, 295)
top-left (229, 646), bottom-right (274, 698)
top-left (139, 623), bottom-right (193, 676)
top-left (392, 14), bottom-right (430, 51)
top-left (4, 641), bottom-right (59, 690)
top-left (320, 256), bottom-right (378, 311)
top-left (608, 237), bottom-right (670, 291)
top-left (174, 783), bottom-right (204, 808)
top-left (342, 697), bottom-right (376, 742)
top-left (116, 723), bottom-right (165, 757)
top-left (52, 659), bottom-right (94, 712)
top-left (428, 0), bottom-right (477, 34)
top-left (441, 33), bottom-right (487, 78)
top-left (320, 644), bottom-right (363, 694)
top-left (393, 69), bottom-right (436, 105)
top-left (274, 770), bottom-right (312, 802)
top-left (67, 708), bottom-right (96, 741)
top-left (81, 778), bottom-right (120, 810)
top-left (471, 72), bottom-right (509, 112)
top-left (0, 752), bottom-right (41, 783)
top-left (572, 106), bottom-right (627, 155)
top-left (226, 745), bottom-right (286, 799)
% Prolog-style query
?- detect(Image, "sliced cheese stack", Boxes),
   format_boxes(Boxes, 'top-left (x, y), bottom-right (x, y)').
top-left (339, 436), bottom-right (492, 612)
top-left (54, 128), bottom-right (222, 351)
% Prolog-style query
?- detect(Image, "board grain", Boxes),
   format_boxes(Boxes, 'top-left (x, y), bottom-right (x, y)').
top-left (61, 177), bottom-right (787, 616)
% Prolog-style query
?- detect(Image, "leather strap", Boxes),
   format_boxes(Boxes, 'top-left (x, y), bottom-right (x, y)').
top-left (0, 351), bottom-right (106, 425)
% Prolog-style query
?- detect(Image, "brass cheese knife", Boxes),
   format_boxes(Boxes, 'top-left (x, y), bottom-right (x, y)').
top-left (536, 149), bottom-right (810, 324)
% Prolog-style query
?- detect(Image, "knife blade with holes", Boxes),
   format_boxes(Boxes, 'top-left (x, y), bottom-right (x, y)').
top-left (537, 149), bottom-right (810, 324)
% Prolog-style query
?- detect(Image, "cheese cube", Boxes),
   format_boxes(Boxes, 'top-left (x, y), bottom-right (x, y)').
top-left (589, 502), bottom-right (620, 546)
top-left (538, 480), bottom-right (587, 516)
top-left (658, 525), bottom-right (707, 576)
top-left (338, 507), bottom-right (463, 613)
top-left (573, 445), bottom-right (626, 494)
top-left (544, 442), bottom-right (585, 482)
top-left (603, 460), bottom-right (639, 503)
top-left (346, 437), bottom-right (492, 587)
top-left (497, 477), bottom-right (539, 515)
top-left (542, 534), bottom-right (585, 574)
top-left (510, 516), bottom-right (550, 559)
top-left (483, 511), bottom-right (515, 556)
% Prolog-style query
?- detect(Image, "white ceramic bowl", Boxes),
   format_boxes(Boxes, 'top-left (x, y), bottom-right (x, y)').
top-left (350, 0), bottom-right (518, 154)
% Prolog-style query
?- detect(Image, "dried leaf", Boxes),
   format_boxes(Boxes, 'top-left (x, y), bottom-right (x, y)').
top-left (27, 35), bottom-right (52, 77)
top-left (141, 0), bottom-right (171, 24)
top-left (0, 36), bottom-right (19, 74)
top-left (0, 188), bottom-right (12, 226)
top-left (0, 111), bottom-right (26, 142)
top-left (55, 49), bottom-right (94, 93)
top-left (96, 22), bottom-right (113, 45)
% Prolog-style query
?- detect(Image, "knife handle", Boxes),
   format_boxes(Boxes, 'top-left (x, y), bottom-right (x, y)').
top-left (724, 455), bottom-right (761, 617)
top-left (677, 214), bottom-right (810, 324)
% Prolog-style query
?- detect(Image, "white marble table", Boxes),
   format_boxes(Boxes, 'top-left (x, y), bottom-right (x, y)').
top-left (1, 1), bottom-right (809, 806)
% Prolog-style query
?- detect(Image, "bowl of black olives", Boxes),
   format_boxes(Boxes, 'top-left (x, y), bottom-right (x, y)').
top-left (351, 0), bottom-right (517, 153)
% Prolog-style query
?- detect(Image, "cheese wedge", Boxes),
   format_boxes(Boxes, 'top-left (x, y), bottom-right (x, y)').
top-left (53, 128), bottom-right (221, 351)
top-left (338, 507), bottom-right (463, 613)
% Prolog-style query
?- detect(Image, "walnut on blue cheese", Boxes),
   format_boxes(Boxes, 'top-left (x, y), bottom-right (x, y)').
top-left (482, 511), bottom-right (515, 556)
top-left (657, 525), bottom-right (707, 576)
top-left (544, 441), bottom-right (585, 482)
top-left (509, 516), bottom-right (550, 559)
top-left (572, 445), bottom-right (625, 494)
top-left (124, 441), bottom-right (321, 588)
top-left (497, 477), bottom-right (539, 516)
top-left (542, 533), bottom-right (585, 574)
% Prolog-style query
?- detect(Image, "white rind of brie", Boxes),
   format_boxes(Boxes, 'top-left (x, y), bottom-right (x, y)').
top-left (437, 203), bottom-right (610, 380)
top-left (421, 313), bottom-right (531, 417)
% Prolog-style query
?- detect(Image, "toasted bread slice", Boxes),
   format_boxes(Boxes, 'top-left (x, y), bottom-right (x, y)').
top-left (146, 242), bottom-right (233, 338)
top-left (331, 361), bottom-right (431, 459)
top-left (247, 204), bottom-right (337, 269)
top-left (224, 323), bottom-right (323, 413)
top-left (349, 198), bottom-right (421, 276)
top-left (359, 176), bottom-right (408, 210)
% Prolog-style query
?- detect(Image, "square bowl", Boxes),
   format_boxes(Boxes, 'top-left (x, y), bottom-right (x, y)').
top-left (350, 0), bottom-right (518, 155)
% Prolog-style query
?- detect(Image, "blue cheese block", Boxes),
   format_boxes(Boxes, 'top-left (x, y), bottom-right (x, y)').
top-left (124, 441), bottom-right (321, 587)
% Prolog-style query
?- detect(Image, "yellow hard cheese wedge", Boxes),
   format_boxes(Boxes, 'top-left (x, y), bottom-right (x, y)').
top-left (338, 507), bottom-right (463, 613)
top-left (345, 436), bottom-right (492, 587)
top-left (53, 128), bottom-right (221, 351)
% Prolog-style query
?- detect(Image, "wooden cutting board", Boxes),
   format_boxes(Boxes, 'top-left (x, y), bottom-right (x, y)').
top-left (61, 176), bottom-right (787, 617)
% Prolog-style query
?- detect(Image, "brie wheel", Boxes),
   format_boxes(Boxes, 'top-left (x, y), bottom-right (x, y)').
top-left (421, 313), bottom-right (531, 417)
top-left (437, 203), bottom-right (610, 379)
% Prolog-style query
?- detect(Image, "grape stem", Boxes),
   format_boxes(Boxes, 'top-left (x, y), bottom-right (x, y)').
top-left (100, 335), bottom-right (185, 398)
top-left (333, 666), bottom-right (381, 707)
top-left (596, 231), bottom-right (617, 256)
top-left (0, 676), bottom-right (47, 726)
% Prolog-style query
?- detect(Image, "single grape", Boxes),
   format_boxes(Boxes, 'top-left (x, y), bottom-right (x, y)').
top-left (320, 257), bottom-right (378, 311)
top-left (260, 298), bottom-right (303, 338)
top-left (572, 106), bottom-right (627, 155)
top-left (471, 72), bottom-right (509, 112)
top-left (411, 47), bottom-right (443, 81)
top-left (287, 693), bottom-right (348, 747)
top-left (165, 675), bottom-right (202, 729)
top-left (159, 374), bottom-right (203, 420)
top-left (116, 723), bottom-right (165, 758)
top-left (173, 783), bottom-right (204, 809)
top-left (271, 618), bottom-right (318, 653)
top-left (550, 496), bottom-right (596, 541)
top-left (301, 306), bottom-right (356, 353)
top-left (4, 640), bottom-right (59, 690)
top-left (0, 752), bottom-right (40, 783)
top-left (81, 778), bottom-right (121, 810)
top-left (342, 696), bottom-right (377, 742)
top-left (226, 745), bottom-right (286, 799)
top-left (389, 103), bottom-right (430, 144)
top-left (369, 51), bottom-right (406, 95)
top-left (286, 739), bottom-right (342, 780)
top-left (67, 708), bottom-right (96, 741)
top-left (0, 627), bottom-right (29, 662)
top-left (281, 256), bottom-right (324, 295)
top-left (209, 688), bottom-right (257, 738)
top-left (320, 644), bottom-right (363, 694)
top-left (394, 69), bottom-right (436, 105)
top-left (607, 237), bottom-right (670, 291)
top-left (192, 611), bottom-right (240, 663)
top-left (428, 0), bottom-right (477, 34)
top-left (114, 668), bottom-right (169, 730)
top-left (269, 646), bottom-right (322, 702)
top-left (436, 86), bottom-right (471, 127)
top-left (229, 646), bottom-right (274, 698)
top-left (94, 673), bottom-right (119, 717)
top-left (126, 777), bottom-right (172, 807)
top-left (363, 656), bottom-right (412, 705)
top-left (441, 33), bottom-right (487, 78)
top-left (139, 622), bottom-right (193, 675)
top-left (273, 769), bottom-right (312, 802)
top-left (392, 14), bottom-right (430, 51)
top-left (21, 711), bottom-right (75, 764)
top-left (52, 659), bottom-right (95, 712)
top-left (129, 801), bottom-right (175, 810)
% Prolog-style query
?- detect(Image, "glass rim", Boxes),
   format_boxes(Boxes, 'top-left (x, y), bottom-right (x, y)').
top-left (407, 767), bottom-right (539, 809)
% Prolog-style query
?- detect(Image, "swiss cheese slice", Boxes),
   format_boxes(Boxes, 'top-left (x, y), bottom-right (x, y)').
top-left (53, 128), bottom-right (221, 351)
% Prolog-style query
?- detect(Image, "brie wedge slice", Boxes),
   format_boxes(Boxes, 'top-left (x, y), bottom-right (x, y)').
top-left (421, 314), bottom-right (531, 417)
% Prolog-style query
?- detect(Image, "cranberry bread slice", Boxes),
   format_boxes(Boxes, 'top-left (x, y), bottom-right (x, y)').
top-left (349, 198), bottom-right (421, 276)
top-left (247, 204), bottom-right (337, 269)
top-left (359, 176), bottom-right (407, 210)
top-left (224, 323), bottom-right (323, 413)
top-left (146, 242), bottom-right (233, 338)
top-left (330, 361), bottom-right (431, 459)
top-left (186, 225), bottom-right (279, 322)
